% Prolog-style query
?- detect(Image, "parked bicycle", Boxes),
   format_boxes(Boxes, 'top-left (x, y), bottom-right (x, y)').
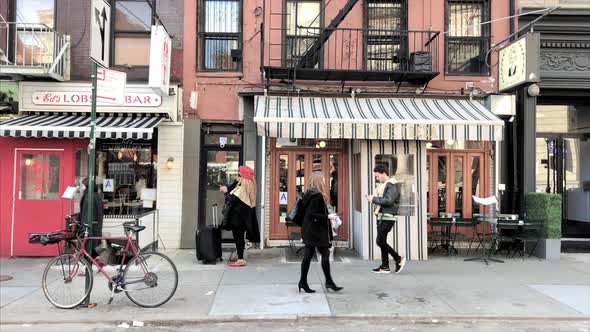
top-left (29, 215), bottom-right (178, 309)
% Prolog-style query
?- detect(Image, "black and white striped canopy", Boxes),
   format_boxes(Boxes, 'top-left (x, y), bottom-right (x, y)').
top-left (0, 113), bottom-right (166, 140)
top-left (254, 96), bottom-right (504, 141)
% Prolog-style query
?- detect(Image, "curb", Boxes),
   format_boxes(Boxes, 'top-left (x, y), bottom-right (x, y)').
top-left (2, 315), bottom-right (589, 325)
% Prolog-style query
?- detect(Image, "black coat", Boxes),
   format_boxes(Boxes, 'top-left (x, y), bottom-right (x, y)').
top-left (79, 189), bottom-right (104, 237)
top-left (222, 194), bottom-right (260, 243)
top-left (300, 190), bottom-right (332, 248)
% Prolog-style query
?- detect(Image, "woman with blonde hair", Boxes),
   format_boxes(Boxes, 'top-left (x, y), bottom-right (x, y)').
top-left (222, 165), bottom-right (260, 267)
top-left (297, 171), bottom-right (342, 293)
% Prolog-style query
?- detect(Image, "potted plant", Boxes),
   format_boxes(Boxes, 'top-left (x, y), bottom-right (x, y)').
top-left (525, 192), bottom-right (562, 260)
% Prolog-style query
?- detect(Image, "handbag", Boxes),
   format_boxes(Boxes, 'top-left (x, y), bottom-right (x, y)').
top-left (286, 196), bottom-right (304, 226)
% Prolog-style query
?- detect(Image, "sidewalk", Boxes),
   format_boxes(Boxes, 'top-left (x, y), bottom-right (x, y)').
top-left (1, 249), bottom-right (589, 325)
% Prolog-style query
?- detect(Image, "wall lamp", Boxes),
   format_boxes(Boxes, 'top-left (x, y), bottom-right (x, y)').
top-left (166, 157), bottom-right (175, 169)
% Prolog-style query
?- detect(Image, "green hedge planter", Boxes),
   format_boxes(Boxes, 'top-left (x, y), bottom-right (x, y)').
top-left (525, 192), bottom-right (562, 239)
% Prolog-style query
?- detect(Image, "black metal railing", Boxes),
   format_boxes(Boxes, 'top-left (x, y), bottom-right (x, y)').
top-left (272, 27), bottom-right (439, 74)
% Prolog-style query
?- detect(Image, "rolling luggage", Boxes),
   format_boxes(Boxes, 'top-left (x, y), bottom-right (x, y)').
top-left (195, 204), bottom-right (222, 264)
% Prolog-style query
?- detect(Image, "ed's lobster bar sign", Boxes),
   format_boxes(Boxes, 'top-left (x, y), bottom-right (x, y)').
top-left (32, 91), bottom-right (162, 107)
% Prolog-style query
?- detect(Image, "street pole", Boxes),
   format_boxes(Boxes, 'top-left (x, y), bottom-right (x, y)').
top-left (83, 61), bottom-right (98, 307)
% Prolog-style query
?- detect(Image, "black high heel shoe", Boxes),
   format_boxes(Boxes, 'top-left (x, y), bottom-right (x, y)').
top-left (298, 281), bottom-right (316, 293)
top-left (325, 282), bottom-right (343, 292)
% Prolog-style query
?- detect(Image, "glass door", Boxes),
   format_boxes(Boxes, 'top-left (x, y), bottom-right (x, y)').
top-left (200, 145), bottom-right (241, 241)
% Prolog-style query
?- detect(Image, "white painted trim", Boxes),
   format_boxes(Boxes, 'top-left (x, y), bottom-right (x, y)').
top-left (253, 117), bottom-right (505, 126)
top-left (11, 148), bottom-right (65, 257)
top-left (259, 136), bottom-right (266, 250)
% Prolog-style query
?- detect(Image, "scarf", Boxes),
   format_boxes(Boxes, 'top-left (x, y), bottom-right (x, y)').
top-left (373, 177), bottom-right (399, 216)
top-left (231, 186), bottom-right (255, 208)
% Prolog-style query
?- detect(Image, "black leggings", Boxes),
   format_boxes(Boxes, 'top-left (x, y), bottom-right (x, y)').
top-left (376, 221), bottom-right (401, 268)
top-left (300, 245), bottom-right (334, 285)
top-left (232, 228), bottom-right (246, 259)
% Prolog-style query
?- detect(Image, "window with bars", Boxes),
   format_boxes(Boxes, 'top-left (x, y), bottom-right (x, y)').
top-left (364, 0), bottom-right (407, 71)
top-left (200, 0), bottom-right (242, 71)
top-left (445, 0), bottom-right (490, 75)
top-left (113, 0), bottom-right (155, 66)
top-left (284, 0), bottom-right (322, 67)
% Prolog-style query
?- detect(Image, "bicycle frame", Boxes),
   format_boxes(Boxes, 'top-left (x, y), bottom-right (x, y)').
top-left (62, 232), bottom-right (148, 288)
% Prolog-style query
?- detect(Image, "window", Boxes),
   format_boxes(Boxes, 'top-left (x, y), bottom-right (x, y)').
top-left (200, 0), bottom-right (242, 71)
top-left (19, 154), bottom-right (61, 200)
top-left (76, 140), bottom-right (158, 216)
top-left (364, 0), bottom-right (407, 71)
top-left (113, 0), bottom-right (154, 66)
top-left (445, 0), bottom-right (490, 75)
top-left (374, 154), bottom-right (416, 216)
top-left (14, 0), bottom-right (55, 65)
top-left (284, 0), bottom-right (322, 67)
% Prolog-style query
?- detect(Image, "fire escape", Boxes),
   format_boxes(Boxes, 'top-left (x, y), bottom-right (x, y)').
top-left (261, 0), bottom-right (440, 85)
top-left (0, 15), bottom-right (70, 81)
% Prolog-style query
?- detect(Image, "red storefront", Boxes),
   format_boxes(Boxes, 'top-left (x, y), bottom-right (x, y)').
top-left (0, 82), bottom-right (179, 257)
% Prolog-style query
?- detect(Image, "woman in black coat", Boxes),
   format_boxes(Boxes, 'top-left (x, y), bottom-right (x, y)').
top-left (79, 178), bottom-right (103, 259)
top-left (298, 171), bottom-right (342, 293)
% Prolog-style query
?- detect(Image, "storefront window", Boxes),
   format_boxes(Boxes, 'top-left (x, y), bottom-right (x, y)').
top-left (275, 138), bottom-right (343, 149)
top-left (374, 154), bottom-right (415, 216)
top-left (19, 154), bottom-right (60, 200)
top-left (76, 140), bottom-right (158, 216)
top-left (427, 140), bottom-right (485, 150)
top-left (536, 105), bottom-right (590, 134)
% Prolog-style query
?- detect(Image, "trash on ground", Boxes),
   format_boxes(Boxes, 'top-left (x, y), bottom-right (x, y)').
top-left (117, 322), bottom-right (130, 328)
top-left (132, 321), bottom-right (144, 327)
top-left (205, 291), bottom-right (214, 296)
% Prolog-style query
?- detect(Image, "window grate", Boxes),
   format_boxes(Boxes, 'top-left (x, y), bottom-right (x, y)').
top-left (364, 0), bottom-right (408, 71)
top-left (445, 0), bottom-right (490, 75)
top-left (199, 0), bottom-right (242, 71)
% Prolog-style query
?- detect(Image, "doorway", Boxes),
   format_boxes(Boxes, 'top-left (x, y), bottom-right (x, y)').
top-left (199, 131), bottom-right (242, 242)
top-left (12, 149), bottom-right (65, 256)
top-left (427, 149), bottom-right (489, 219)
top-left (269, 139), bottom-right (348, 241)
top-left (535, 135), bottom-right (588, 234)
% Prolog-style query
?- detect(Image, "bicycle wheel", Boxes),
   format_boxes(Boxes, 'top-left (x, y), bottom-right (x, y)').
top-left (123, 251), bottom-right (178, 308)
top-left (42, 253), bottom-right (93, 309)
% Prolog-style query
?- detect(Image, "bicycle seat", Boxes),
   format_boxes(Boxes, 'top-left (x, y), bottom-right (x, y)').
top-left (125, 225), bottom-right (146, 233)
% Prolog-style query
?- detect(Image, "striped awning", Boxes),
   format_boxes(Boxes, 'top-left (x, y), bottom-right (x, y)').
top-left (254, 96), bottom-right (504, 141)
top-left (0, 113), bottom-right (166, 139)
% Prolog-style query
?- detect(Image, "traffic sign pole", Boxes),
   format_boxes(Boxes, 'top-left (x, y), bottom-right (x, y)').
top-left (83, 61), bottom-right (98, 307)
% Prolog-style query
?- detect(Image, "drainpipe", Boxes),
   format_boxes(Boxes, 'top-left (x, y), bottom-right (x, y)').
top-left (509, 0), bottom-right (516, 40)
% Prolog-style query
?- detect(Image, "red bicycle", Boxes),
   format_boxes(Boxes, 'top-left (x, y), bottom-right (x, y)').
top-left (30, 215), bottom-right (178, 309)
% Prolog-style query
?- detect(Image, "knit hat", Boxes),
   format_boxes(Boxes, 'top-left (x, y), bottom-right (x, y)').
top-left (239, 165), bottom-right (255, 180)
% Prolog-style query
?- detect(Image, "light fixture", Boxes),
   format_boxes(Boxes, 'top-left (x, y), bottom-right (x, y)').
top-left (446, 139), bottom-right (455, 146)
top-left (25, 158), bottom-right (32, 166)
top-left (426, 142), bottom-right (433, 149)
top-left (166, 157), bottom-right (175, 169)
top-left (319, 140), bottom-right (326, 148)
top-left (315, 144), bottom-right (320, 149)
top-left (527, 84), bottom-right (540, 97)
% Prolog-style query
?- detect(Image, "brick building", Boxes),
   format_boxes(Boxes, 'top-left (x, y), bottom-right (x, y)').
top-left (0, 0), bottom-right (187, 256)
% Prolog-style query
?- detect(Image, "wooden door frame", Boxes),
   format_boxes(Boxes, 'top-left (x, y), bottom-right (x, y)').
top-left (427, 147), bottom-right (490, 219)
top-left (269, 138), bottom-right (349, 240)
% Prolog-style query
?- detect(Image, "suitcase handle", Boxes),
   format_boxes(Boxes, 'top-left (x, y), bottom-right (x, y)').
top-left (212, 204), bottom-right (218, 228)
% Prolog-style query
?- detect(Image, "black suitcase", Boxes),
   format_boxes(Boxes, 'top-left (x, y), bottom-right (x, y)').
top-left (196, 204), bottom-right (222, 264)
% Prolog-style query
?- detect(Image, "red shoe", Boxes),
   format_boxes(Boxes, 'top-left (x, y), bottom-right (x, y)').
top-left (228, 260), bottom-right (247, 267)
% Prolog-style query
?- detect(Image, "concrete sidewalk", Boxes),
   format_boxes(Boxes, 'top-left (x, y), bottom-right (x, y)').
top-left (1, 249), bottom-right (589, 325)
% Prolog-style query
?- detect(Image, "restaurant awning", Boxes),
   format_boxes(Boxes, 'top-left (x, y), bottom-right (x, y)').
top-left (0, 113), bottom-right (166, 140)
top-left (254, 96), bottom-right (504, 141)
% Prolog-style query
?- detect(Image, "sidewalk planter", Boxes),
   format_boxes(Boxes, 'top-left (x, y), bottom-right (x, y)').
top-left (525, 192), bottom-right (562, 260)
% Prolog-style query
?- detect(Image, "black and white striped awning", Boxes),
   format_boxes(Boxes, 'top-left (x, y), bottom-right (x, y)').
top-left (0, 113), bottom-right (166, 139)
top-left (254, 96), bottom-right (504, 141)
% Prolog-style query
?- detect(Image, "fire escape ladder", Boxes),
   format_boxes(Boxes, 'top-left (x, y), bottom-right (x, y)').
top-left (296, 0), bottom-right (359, 69)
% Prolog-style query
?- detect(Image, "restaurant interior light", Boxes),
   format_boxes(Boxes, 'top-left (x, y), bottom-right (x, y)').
top-left (166, 157), bottom-right (175, 169)
top-left (319, 140), bottom-right (326, 148)
top-left (25, 158), bottom-right (32, 166)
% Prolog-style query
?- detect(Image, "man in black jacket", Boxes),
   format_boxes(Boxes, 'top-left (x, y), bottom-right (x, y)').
top-left (366, 164), bottom-right (406, 274)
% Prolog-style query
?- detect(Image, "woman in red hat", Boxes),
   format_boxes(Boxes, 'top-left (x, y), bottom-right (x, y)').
top-left (221, 165), bottom-right (260, 267)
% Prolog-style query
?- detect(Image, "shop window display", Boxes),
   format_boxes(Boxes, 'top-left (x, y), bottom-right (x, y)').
top-left (374, 154), bottom-right (416, 216)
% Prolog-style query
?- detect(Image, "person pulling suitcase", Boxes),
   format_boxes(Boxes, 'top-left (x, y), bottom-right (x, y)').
top-left (221, 165), bottom-right (259, 267)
